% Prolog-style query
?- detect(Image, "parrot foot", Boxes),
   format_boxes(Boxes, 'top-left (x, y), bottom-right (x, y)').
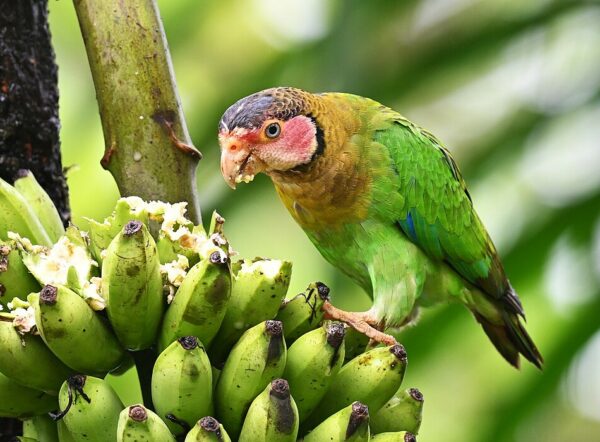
top-left (322, 300), bottom-right (398, 347)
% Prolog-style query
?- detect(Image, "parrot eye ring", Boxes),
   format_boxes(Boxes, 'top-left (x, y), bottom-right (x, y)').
top-left (265, 122), bottom-right (281, 138)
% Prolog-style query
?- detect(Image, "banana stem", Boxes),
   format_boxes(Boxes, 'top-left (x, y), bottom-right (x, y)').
top-left (132, 349), bottom-right (156, 412)
top-left (73, 0), bottom-right (202, 224)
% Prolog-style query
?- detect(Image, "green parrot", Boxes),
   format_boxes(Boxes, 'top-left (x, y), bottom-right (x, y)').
top-left (218, 87), bottom-right (542, 368)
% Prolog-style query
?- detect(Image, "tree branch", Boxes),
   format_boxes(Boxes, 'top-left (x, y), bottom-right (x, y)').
top-left (73, 0), bottom-right (202, 223)
top-left (0, 0), bottom-right (70, 225)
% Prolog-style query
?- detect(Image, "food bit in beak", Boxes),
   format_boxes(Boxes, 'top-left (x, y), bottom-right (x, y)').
top-left (235, 174), bottom-right (255, 184)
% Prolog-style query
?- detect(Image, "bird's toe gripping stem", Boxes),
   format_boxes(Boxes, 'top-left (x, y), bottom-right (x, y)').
top-left (322, 300), bottom-right (398, 347)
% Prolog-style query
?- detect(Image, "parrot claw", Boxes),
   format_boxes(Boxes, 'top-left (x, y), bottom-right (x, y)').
top-left (322, 301), bottom-right (398, 347)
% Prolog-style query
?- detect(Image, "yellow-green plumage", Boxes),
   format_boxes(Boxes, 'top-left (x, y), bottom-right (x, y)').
top-left (220, 88), bottom-right (542, 368)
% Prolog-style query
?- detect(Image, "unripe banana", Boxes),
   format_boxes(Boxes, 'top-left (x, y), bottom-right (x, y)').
top-left (0, 241), bottom-right (39, 308)
top-left (209, 259), bottom-right (291, 365)
top-left (158, 255), bottom-right (231, 351)
top-left (152, 336), bottom-right (213, 435)
top-left (215, 320), bottom-right (287, 439)
top-left (57, 420), bottom-right (76, 442)
top-left (29, 285), bottom-right (126, 375)
top-left (184, 416), bottom-right (232, 442)
top-left (14, 170), bottom-right (65, 243)
top-left (102, 220), bottom-right (164, 350)
top-left (371, 388), bottom-right (424, 435)
top-left (0, 371), bottom-right (57, 418)
top-left (22, 414), bottom-right (59, 442)
top-left (343, 327), bottom-right (370, 363)
top-left (117, 404), bottom-right (176, 442)
top-left (86, 197), bottom-right (149, 265)
top-left (55, 375), bottom-right (123, 442)
top-left (238, 379), bottom-right (298, 442)
top-left (0, 176), bottom-right (52, 246)
top-left (284, 322), bottom-right (345, 423)
top-left (17, 437), bottom-right (38, 442)
top-left (371, 432), bottom-right (416, 442)
top-left (0, 319), bottom-right (73, 394)
top-left (303, 402), bottom-right (370, 442)
top-left (308, 345), bottom-right (407, 428)
top-left (275, 281), bottom-right (330, 343)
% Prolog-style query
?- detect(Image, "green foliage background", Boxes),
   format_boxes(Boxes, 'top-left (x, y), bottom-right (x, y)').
top-left (48, 1), bottom-right (600, 441)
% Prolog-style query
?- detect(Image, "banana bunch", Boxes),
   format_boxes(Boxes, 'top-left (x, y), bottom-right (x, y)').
top-left (0, 175), bottom-right (425, 441)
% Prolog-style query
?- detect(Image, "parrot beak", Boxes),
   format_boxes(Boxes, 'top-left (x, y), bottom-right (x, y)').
top-left (219, 133), bottom-right (262, 189)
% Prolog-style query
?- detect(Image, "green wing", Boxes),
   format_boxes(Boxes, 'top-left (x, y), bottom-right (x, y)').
top-left (373, 114), bottom-right (518, 311)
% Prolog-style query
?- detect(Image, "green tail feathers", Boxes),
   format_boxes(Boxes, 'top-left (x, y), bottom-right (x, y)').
top-left (473, 287), bottom-right (543, 369)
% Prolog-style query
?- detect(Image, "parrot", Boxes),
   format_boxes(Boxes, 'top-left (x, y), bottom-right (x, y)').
top-left (218, 87), bottom-right (542, 368)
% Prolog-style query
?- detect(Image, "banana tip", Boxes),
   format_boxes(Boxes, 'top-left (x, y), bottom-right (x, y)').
top-left (40, 285), bottom-right (58, 305)
top-left (270, 379), bottom-right (290, 399)
top-left (128, 405), bottom-right (148, 422)
top-left (390, 344), bottom-right (407, 362)
top-left (409, 388), bottom-right (424, 402)
top-left (199, 416), bottom-right (221, 433)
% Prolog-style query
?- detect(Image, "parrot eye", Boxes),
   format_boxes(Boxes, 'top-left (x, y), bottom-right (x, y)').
top-left (265, 122), bottom-right (281, 139)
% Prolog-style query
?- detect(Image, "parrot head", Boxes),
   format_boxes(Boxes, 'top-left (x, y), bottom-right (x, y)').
top-left (218, 87), bottom-right (322, 188)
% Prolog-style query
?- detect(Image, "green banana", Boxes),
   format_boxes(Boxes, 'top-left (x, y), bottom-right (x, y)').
top-left (22, 414), bottom-right (59, 442)
top-left (303, 402), bottom-right (370, 442)
top-left (275, 281), bottom-right (330, 343)
top-left (117, 404), bottom-right (176, 442)
top-left (0, 371), bottom-right (57, 418)
top-left (0, 241), bottom-right (40, 308)
top-left (102, 220), bottom-right (164, 350)
top-left (57, 420), bottom-right (76, 442)
top-left (158, 254), bottom-right (231, 351)
top-left (209, 259), bottom-right (291, 365)
top-left (17, 437), bottom-right (39, 442)
top-left (371, 432), bottom-right (416, 442)
top-left (14, 170), bottom-right (65, 243)
top-left (86, 197), bottom-right (149, 265)
top-left (238, 379), bottom-right (299, 442)
top-left (152, 336), bottom-right (213, 435)
top-left (29, 285), bottom-right (126, 375)
top-left (0, 318), bottom-right (73, 394)
top-left (215, 320), bottom-right (287, 439)
top-left (55, 375), bottom-right (123, 442)
top-left (343, 327), bottom-right (370, 363)
top-left (0, 176), bottom-right (52, 246)
top-left (284, 322), bottom-right (345, 423)
top-left (184, 416), bottom-right (232, 442)
top-left (371, 388), bottom-right (424, 435)
top-left (308, 344), bottom-right (407, 428)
